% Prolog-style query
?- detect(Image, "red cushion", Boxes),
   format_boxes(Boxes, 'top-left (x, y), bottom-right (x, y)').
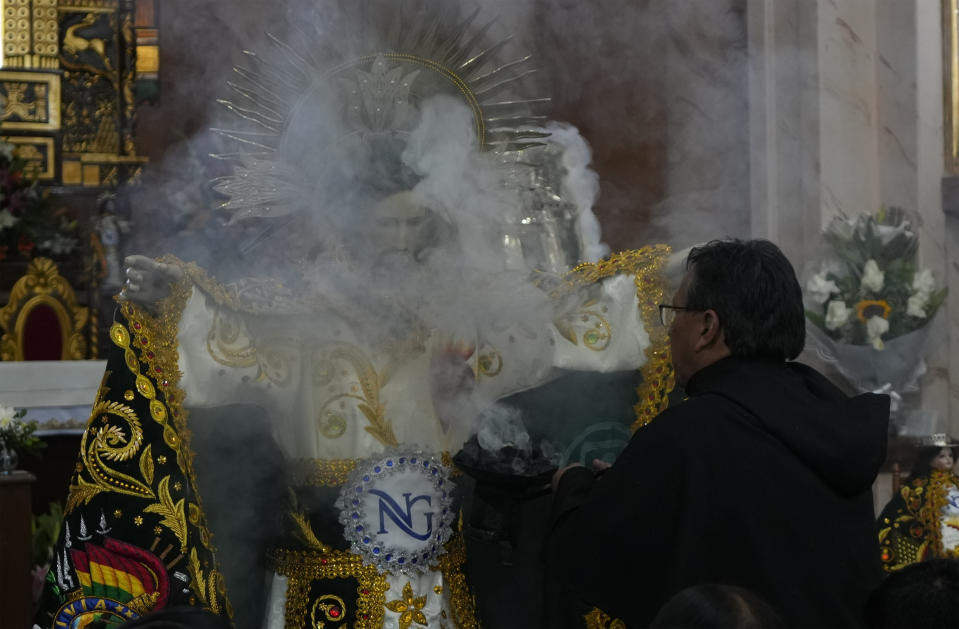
top-left (22, 303), bottom-right (63, 360)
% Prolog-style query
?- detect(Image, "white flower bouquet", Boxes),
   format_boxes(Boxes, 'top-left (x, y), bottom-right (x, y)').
top-left (804, 209), bottom-right (947, 399)
top-left (0, 404), bottom-right (43, 456)
top-left (805, 208), bottom-right (946, 351)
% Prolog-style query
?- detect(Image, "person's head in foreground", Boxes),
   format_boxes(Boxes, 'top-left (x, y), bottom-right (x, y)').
top-left (665, 239), bottom-right (805, 387)
top-left (649, 583), bottom-right (785, 628)
top-left (862, 558), bottom-right (959, 628)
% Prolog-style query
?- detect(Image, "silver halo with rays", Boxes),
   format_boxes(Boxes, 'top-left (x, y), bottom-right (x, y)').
top-left (210, 1), bottom-right (552, 228)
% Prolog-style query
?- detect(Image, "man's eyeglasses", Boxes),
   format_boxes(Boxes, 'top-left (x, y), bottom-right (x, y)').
top-left (658, 304), bottom-right (701, 327)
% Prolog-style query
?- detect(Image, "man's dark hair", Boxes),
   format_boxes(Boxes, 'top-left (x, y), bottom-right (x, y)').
top-left (649, 584), bottom-right (785, 628)
top-left (863, 559), bottom-right (959, 628)
top-left (685, 239), bottom-right (805, 360)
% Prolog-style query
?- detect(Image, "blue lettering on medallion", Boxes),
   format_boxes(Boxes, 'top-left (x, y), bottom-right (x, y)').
top-left (368, 490), bottom-right (434, 540)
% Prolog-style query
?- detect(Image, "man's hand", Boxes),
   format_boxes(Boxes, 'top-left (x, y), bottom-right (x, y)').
top-left (428, 336), bottom-right (476, 434)
top-left (551, 463), bottom-right (585, 492)
top-left (551, 458), bottom-right (612, 491)
top-left (119, 255), bottom-right (184, 306)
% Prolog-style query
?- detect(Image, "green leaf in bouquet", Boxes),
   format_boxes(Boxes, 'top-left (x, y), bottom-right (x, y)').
top-left (882, 231), bottom-right (918, 262)
top-left (925, 287), bottom-right (948, 319)
top-left (805, 309), bottom-right (826, 329)
top-left (833, 274), bottom-right (858, 300)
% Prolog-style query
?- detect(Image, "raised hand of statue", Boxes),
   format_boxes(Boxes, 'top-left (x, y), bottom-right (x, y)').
top-left (119, 255), bottom-right (184, 307)
top-left (429, 336), bottom-right (476, 434)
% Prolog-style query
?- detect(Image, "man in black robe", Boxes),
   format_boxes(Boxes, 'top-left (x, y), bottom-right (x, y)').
top-left (546, 239), bottom-right (889, 628)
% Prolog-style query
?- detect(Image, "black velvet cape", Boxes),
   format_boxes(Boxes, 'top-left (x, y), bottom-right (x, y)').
top-left (546, 357), bottom-right (889, 628)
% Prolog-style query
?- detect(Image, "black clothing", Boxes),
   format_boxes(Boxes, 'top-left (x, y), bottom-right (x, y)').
top-left (546, 357), bottom-right (889, 628)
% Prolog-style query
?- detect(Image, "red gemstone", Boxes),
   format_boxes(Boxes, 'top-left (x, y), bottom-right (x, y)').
top-left (361, 589), bottom-right (369, 595)
top-left (133, 322), bottom-right (141, 329)
top-left (141, 338), bottom-right (149, 345)
top-left (363, 614), bottom-right (370, 619)
top-left (155, 366), bottom-right (163, 373)
top-left (330, 608), bottom-right (341, 618)
top-left (321, 558), bottom-right (328, 565)
top-left (147, 351), bottom-right (155, 359)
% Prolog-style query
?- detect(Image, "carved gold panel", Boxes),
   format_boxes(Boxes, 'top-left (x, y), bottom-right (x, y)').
top-left (0, 70), bottom-right (59, 130)
top-left (136, 43), bottom-right (157, 74)
top-left (1, 135), bottom-right (54, 179)
top-left (2, 0), bottom-right (60, 69)
top-left (61, 159), bottom-right (82, 184)
top-left (31, 0), bottom-right (58, 67)
top-left (57, 0), bottom-right (117, 11)
top-left (3, 0), bottom-right (32, 66)
top-left (81, 162), bottom-right (98, 185)
top-left (60, 152), bottom-right (146, 187)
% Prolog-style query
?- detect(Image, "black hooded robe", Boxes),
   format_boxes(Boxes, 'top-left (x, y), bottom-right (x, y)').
top-left (546, 357), bottom-right (889, 628)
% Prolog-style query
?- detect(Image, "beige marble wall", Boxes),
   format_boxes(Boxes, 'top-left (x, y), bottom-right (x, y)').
top-left (912, 0), bottom-right (953, 437)
top-left (747, 0), bottom-right (822, 266)
top-left (655, 0), bottom-right (751, 249)
top-left (816, 0), bottom-right (880, 224)
top-left (749, 0), bottom-right (956, 437)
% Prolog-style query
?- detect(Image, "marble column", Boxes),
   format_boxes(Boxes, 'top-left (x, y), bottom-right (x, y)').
top-left (747, 0), bottom-right (822, 266)
top-left (749, 0), bottom-right (954, 436)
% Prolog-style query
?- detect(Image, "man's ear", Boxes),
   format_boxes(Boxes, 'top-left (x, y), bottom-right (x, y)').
top-left (694, 309), bottom-right (723, 351)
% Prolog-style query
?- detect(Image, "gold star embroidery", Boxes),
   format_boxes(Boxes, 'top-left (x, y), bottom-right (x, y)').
top-left (124, 390), bottom-right (135, 401)
top-left (157, 455), bottom-right (167, 465)
top-left (153, 526), bottom-right (162, 536)
top-left (385, 581), bottom-right (428, 629)
top-left (173, 481), bottom-right (182, 491)
top-left (113, 509), bottom-right (122, 518)
top-left (134, 516), bottom-right (143, 526)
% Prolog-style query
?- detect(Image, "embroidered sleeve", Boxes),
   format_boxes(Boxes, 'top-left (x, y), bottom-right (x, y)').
top-left (35, 291), bottom-right (231, 627)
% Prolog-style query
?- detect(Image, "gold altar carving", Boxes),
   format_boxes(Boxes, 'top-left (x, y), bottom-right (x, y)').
top-left (3, 0), bottom-right (59, 69)
top-left (0, 71), bottom-right (59, 130)
top-left (0, 0), bottom-right (147, 188)
top-left (0, 256), bottom-right (90, 360)
top-left (1, 135), bottom-right (55, 178)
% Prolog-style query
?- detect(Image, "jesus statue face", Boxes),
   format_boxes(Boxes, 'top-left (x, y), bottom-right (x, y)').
top-left (369, 191), bottom-right (438, 266)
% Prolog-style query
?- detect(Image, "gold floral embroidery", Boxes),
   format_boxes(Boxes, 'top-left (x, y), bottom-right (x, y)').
top-left (290, 458), bottom-right (359, 487)
top-left (206, 309), bottom-right (258, 368)
top-left (122, 260), bottom-right (232, 613)
top-left (385, 582), bottom-right (428, 629)
top-left (554, 305), bottom-right (611, 351)
top-left (584, 607), bottom-right (627, 629)
top-left (312, 594), bottom-right (347, 627)
top-left (476, 349), bottom-right (503, 377)
top-left (143, 476), bottom-right (188, 552)
top-left (269, 547), bottom-right (389, 629)
top-left (436, 533), bottom-right (479, 629)
top-left (922, 472), bottom-right (959, 558)
top-left (563, 246), bottom-right (675, 430)
top-left (67, 395), bottom-right (151, 512)
top-left (287, 489), bottom-right (332, 554)
top-left (188, 547), bottom-right (222, 614)
top-left (879, 476), bottom-right (940, 571)
top-left (312, 342), bottom-right (398, 448)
